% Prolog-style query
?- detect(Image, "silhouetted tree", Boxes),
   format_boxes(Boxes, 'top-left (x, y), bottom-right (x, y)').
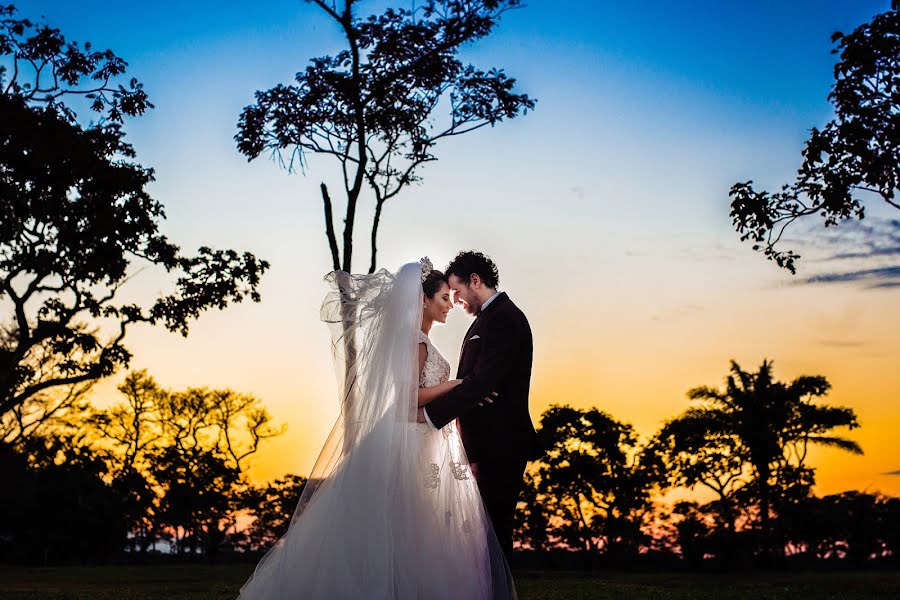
top-left (881, 494), bottom-right (900, 562)
top-left (531, 405), bottom-right (661, 560)
top-left (238, 474), bottom-right (307, 553)
top-left (730, 8), bottom-right (900, 273)
top-left (87, 372), bottom-right (284, 561)
top-left (0, 375), bottom-right (94, 444)
top-left (152, 444), bottom-right (243, 561)
top-left (87, 371), bottom-right (166, 555)
top-left (236, 0), bottom-right (533, 438)
top-left (88, 371), bottom-right (163, 472)
top-left (671, 501), bottom-right (716, 568)
top-left (782, 491), bottom-right (890, 564)
top-left (150, 383), bottom-right (283, 561)
top-left (0, 5), bottom-right (270, 421)
top-left (659, 360), bottom-right (862, 562)
top-left (513, 470), bottom-right (554, 552)
top-left (151, 385), bottom-right (284, 475)
top-left (651, 412), bottom-right (750, 561)
top-left (236, 0), bottom-right (534, 272)
top-left (111, 466), bottom-right (159, 557)
top-left (0, 433), bottom-right (126, 565)
top-left (832, 492), bottom-right (882, 564)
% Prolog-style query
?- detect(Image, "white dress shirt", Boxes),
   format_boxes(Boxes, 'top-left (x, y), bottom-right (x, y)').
top-left (479, 290), bottom-right (501, 312)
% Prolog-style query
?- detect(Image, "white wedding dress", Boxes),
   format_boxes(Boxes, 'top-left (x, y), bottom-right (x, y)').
top-left (237, 263), bottom-right (515, 599)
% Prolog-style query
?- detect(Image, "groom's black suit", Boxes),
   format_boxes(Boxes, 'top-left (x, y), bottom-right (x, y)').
top-left (424, 292), bottom-right (541, 558)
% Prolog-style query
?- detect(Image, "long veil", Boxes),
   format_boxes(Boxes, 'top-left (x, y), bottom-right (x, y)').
top-left (238, 262), bottom-right (515, 599)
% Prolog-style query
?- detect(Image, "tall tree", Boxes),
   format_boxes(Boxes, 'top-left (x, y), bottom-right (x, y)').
top-left (729, 8), bottom-right (900, 273)
top-left (531, 405), bottom-right (661, 559)
top-left (88, 372), bottom-right (284, 561)
top-left (651, 413), bottom-right (750, 554)
top-left (87, 371), bottom-right (164, 555)
top-left (0, 5), bottom-right (270, 420)
top-left (88, 370), bottom-right (163, 472)
top-left (236, 0), bottom-right (534, 273)
top-left (660, 360), bottom-right (862, 561)
top-left (149, 383), bottom-right (283, 561)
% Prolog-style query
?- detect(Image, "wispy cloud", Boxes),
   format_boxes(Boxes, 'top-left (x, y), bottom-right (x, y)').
top-left (802, 265), bottom-right (900, 288)
top-left (826, 219), bottom-right (900, 261)
top-left (674, 242), bottom-right (739, 263)
top-left (884, 470), bottom-right (900, 476)
top-left (831, 246), bottom-right (900, 260)
top-left (568, 186), bottom-right (586, 201)
top-left (651, 304), bottom-right (704, 321)
top-left (788, 219), bottom-right (900, 289)
top-left (791, 219), bottom-right (900, 262)
top-left (817, 339), bottom-right (865, 348)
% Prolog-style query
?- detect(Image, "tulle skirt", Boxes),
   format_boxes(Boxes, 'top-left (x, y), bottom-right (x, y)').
top-left (237, 417), bottom-right (516, 599)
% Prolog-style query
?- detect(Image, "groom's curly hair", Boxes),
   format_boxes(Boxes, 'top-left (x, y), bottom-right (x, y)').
top-left (446, 251), bottom-right (499, 288)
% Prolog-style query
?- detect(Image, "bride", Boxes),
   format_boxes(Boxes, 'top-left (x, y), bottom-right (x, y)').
top-left (237, 260), bottom-right (516, 599)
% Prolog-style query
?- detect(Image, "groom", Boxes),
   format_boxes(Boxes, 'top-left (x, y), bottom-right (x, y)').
top-left (418, 251), bottom-right (541, 560)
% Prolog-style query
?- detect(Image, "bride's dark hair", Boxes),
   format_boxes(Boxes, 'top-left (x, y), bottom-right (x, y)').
top-left (422, 269), bottom-right (447, 299)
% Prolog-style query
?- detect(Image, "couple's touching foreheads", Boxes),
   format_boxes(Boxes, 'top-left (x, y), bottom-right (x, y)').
top-left (239, 251), bottom-right (540, 600)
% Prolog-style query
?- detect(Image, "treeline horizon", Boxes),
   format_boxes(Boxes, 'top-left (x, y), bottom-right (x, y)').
top-left (3, 362), bottom-right (898, 570)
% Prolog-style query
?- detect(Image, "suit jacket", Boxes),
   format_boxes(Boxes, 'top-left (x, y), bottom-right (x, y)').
top-left (424, 292), bottom-right (541, 463)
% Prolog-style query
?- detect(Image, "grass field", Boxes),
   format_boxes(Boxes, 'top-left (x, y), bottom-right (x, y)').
top-left (1, 566), bottom-right (899, 599)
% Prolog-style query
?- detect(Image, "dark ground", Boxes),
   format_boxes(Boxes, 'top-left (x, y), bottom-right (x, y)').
top-left (1, 566), bottom-right (899, 599)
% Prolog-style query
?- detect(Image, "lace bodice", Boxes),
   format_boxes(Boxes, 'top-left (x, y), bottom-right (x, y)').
top-left (418, 330), bottom-right (451, 388)
top-left (414, 330), bottom-right (470, 488)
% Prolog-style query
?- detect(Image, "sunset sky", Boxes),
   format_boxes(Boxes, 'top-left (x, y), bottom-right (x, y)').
top-left (19, 0), bottom-right (899, 497)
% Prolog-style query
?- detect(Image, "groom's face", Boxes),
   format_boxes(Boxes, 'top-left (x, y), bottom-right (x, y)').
top-left (448, 274), bottom-right (479, 316)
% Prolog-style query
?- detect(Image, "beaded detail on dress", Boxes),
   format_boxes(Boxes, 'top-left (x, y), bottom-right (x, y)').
top-left (418, 330), bottom-right (451, 389)
top-left (416, 330), bottom-right (470, 486)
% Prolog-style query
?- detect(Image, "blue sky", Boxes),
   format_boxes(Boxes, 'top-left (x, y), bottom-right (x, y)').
top-left (19, 1), bottom-right (887, 135)
top-left (12, 1), bottom-right (900, 493)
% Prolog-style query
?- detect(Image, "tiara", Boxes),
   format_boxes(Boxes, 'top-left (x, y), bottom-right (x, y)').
top-left (419, 257), bottom-right (433, 282)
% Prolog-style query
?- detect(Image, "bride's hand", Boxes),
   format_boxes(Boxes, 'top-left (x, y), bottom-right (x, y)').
top-left (417, 379), bottom-right (463, 409)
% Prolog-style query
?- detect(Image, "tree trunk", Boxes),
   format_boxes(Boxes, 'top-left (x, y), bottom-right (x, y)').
top-left (758, 467), bottom-right (772, 566)
top-left (334, 272), bottom-right (360, 453)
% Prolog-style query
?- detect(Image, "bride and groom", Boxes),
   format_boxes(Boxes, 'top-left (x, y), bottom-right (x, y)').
top-left (238, 251), bottom-right (541, 599)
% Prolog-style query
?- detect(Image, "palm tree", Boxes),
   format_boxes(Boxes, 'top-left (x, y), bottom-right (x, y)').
top-left (671, 360), bottom-right (861, 561)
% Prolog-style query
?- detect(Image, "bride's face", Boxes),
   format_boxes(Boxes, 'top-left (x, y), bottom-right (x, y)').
top-left (424, 281), bottom-right (453, 324)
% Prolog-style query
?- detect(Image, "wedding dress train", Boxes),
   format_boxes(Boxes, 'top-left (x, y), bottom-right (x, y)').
top-left (237, 263), bottom-right (515, 599)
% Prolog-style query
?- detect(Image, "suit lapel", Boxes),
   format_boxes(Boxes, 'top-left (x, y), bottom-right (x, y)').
top-left (456, 293), bottom-right (510, 376)
top-left (458, 317), bottom-right (480, 370)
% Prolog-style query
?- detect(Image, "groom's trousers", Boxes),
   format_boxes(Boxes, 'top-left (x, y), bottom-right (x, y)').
top-left (471, 457), bottom-right (527, 561)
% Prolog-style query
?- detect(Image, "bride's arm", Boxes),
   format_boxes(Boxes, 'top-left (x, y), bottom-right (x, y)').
top-left (418, 343), bottom-right (462, 406)
top-left (418, 379), bottom-right (461, 407)
top-left (417, 341), bottom-right (462, 406)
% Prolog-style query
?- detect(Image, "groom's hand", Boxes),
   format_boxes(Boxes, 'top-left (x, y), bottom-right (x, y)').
top-left (416, 407), bottom-right (427, 423)
top-left (477, 391), bottom-right (499, 407)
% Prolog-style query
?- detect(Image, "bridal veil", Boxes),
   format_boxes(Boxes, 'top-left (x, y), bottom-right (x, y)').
top-left (237, 262), bottom-right (515, 599)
